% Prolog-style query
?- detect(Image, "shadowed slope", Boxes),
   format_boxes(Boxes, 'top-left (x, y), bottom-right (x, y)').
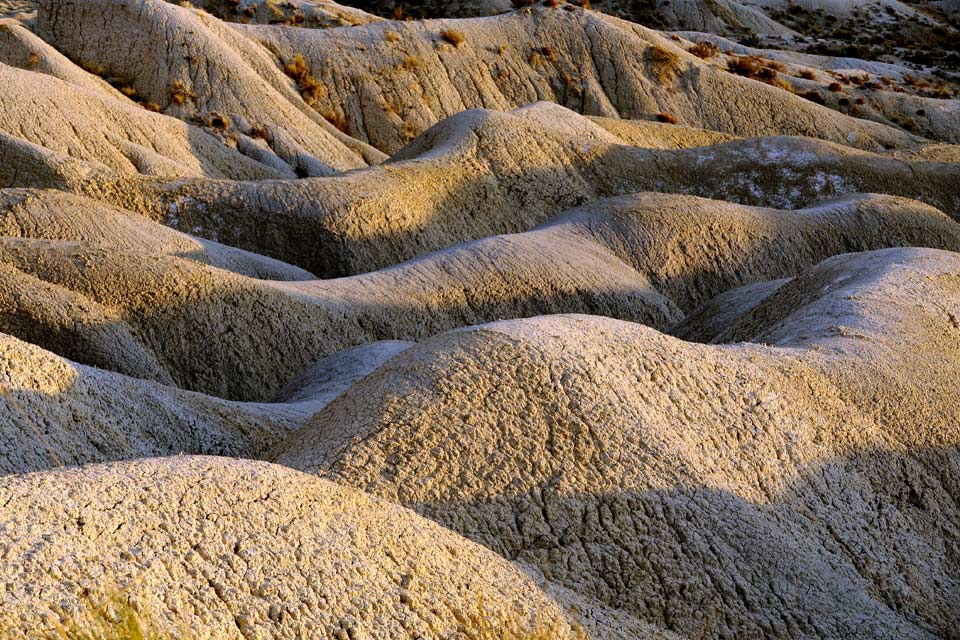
top-left (0, 334), bottom-right (304, 474)
top-left (151, 105), bottom-right (960, 276)
top-left (0, 332), bottom-right (420, 476)
top-left (0, 189), bottom-right (955, 401)
top-left (274, 248), bottom-right (960, 639)
top-left (3, 103), bottom-right (958, 277)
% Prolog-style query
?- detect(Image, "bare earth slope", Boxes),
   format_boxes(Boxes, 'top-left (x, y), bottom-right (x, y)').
top-left (0, 0), bottom-right (958, 638)
top-left (1, 189), bottom-right (955, 403)
top-left (35, 0), bottom-right (384, 175)
top-left (0, 333), bottom-right (307, 474)
top-left (0, 63), bottom-right (283, 179)
top-left (275, 248), bottom-right (960, 640)
top-left (0, 457), bottom-right (584, 639)
top-left (233, 4), bottom-right (921, 154)
top-left (72, 104), bottom-right (960, 277)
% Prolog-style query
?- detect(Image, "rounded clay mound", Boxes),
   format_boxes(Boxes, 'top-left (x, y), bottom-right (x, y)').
top-left (0, 456), bottom-right (583, 639)
top-left (274, 248), bottom-right (960, 639)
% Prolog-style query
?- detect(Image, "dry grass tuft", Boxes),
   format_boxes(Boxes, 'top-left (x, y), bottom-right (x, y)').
top-left (284, 53), bottom-right (309, 80)
top-left (441, 28), bottom-right (466, 47)
top-left (168, 80), bottom-right (198, 105)
top-left (931, 83), bottom-right (953, 99)
top-left (646, 45), bottom-right (681, 83)
top-left (283, 54), bottom-right (309, 85)
top-left (726, 55), bottom-right (764, 78)
top-left (726, 56), bottom-right (793, 92)
top-left (80, 61), bottom-right (107, 77)
top-left (322, 110), bottom-right (350, 134)
top-left (688, 41), bottom-right (719, 59)
top-left (400, 55), bottom-right (420, 71)
top-left (797, 69), bottom-right (817, 80)
top-left (384, 30), bottom-right (401, 42)
top-left (799, 90), bottom-right (825, 105)
top-left (827, 81), bottom-right (843, 92)
top-left (283, 53), bottom-right (325, 105)
top-left (656, 112), bottom-right (678, 124)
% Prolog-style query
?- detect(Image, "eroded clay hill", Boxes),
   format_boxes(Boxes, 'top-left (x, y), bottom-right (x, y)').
top-left (6, 102), bottom-right (956, 279)
top-left (31, 0), bottom-right (384, 176)
top-left (0, 0), bottom-right (958, 637)
top-left (0, 457), bottom-right (586, 640)
top-left (347, 0), bottom-right (960, 74)
top-left (33, 0), bottom-right (939, 156)
top-left (1, 188), bottom-right (956, 405)
top-left (274, 248), bottom-right (960, 639)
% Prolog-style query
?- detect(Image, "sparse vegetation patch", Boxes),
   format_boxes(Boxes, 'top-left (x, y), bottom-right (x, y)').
top-left (283, 53), bottom-right (325, 105)
top-left (688, 41), bottom-right (719, 59)
top-left (441, 28), bottom-right (466, 47)
top-left (646, 45), bottom-right (681, 84)
top-left (168, 80), bottom-right (198, 105)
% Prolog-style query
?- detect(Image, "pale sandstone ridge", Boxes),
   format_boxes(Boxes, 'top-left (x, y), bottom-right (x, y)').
top-left (1, 188), bottom-right (956, 402)
top-left (352, 0), bottom-right (794, 36)
top-left (0, 457), bottom-right (584, 639)
top-left (623, 0), bottom-right (796, 33)
top-left (674, 32), bottom-right (960, 145)
top-left (384, 0), bottom-right (954, 42)
top-left (0, 0), bottom-right (33, 24)
top-left (274, 248), bottom-right (960, 639)
top-left (29, 0), bottom-right (934, 158)
top-left (0, 18), bottom-right (121, 96)
top-left (0, 334), bottom-right (307, 475)
top-left (106, 105), bottom-right (960, 276)
top-left (164, 0), bottom-right (384, 28)
top-left (234, 4), bottom-right (922, 154)
top-left (2, 103), bottom-right (958, 277)
top-left (35, 0), bottom-right (384, 176)
top-left (0, 63), bottom-right (284, 179)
